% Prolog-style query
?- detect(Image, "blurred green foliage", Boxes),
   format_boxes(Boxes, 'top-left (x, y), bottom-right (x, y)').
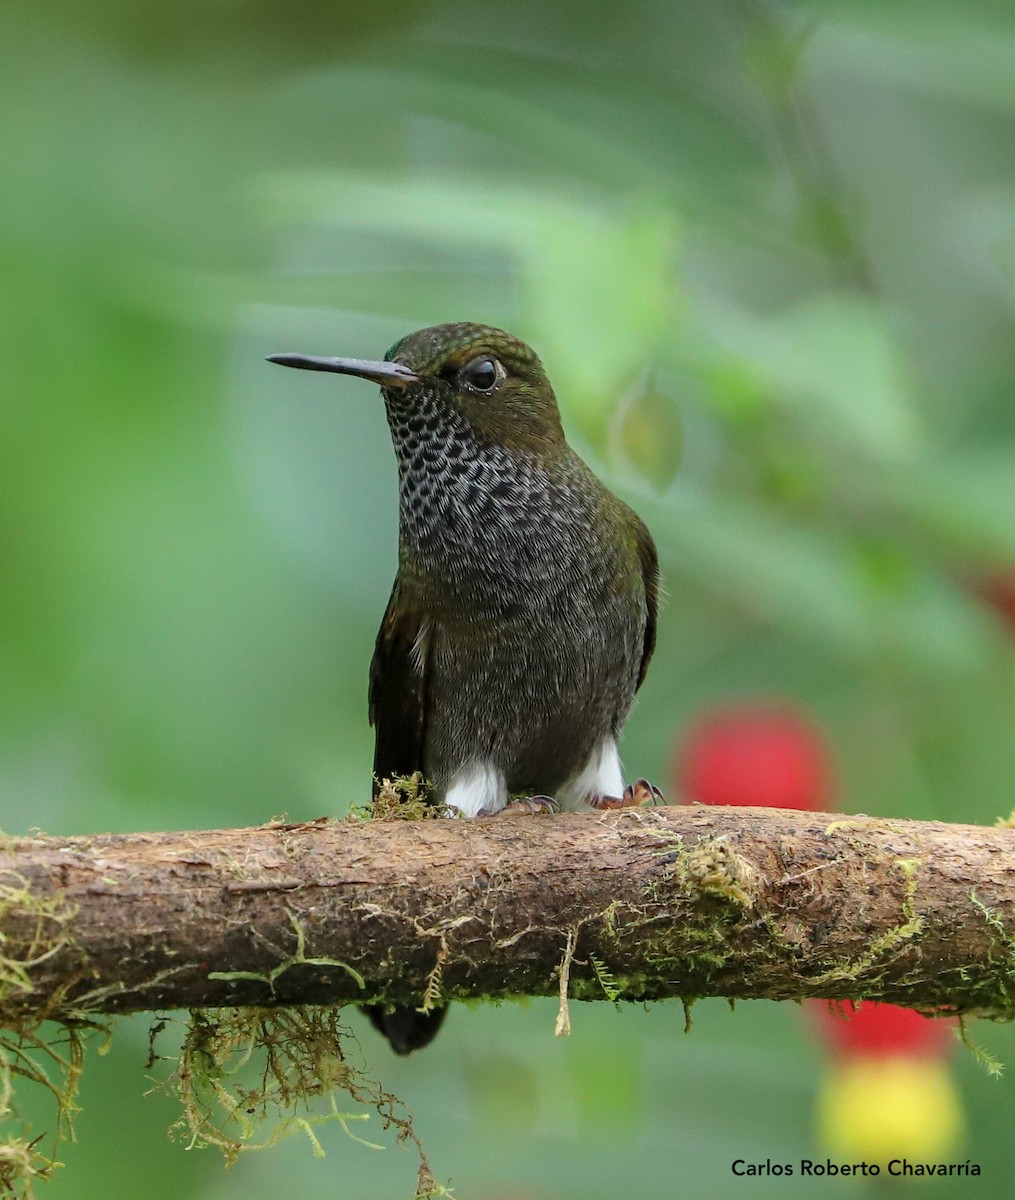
top-left (3, 0), bottom-right (1015, 1196)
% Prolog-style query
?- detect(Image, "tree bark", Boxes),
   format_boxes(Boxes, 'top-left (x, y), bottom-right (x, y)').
top-left (2, 806), bottom-right (1014, 1022)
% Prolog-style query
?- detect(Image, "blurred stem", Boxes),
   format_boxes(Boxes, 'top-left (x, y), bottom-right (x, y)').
top-left (732, 0), bottom-right (881, 293)
top-left (1, 807), bottom-right (1014, 1020)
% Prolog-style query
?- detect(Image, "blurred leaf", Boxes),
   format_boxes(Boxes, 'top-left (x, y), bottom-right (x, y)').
top-left (642, 491), bottom-right (994, 674)
top-left (616, 381), bottom-right (683, 491)
top-left (742, 11), bottom-right (818, 107)
top-left (531, 203), bottom-right (681, 437)
top-left (699, 295), bottom-right (920, 460)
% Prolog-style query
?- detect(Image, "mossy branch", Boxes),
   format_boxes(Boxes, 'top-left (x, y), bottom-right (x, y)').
top-left (1, 807), bottom-right (1015, 1022)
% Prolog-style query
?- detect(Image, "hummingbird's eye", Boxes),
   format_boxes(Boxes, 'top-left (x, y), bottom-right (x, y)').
top-left (459, 355), bottom-right (501, 394)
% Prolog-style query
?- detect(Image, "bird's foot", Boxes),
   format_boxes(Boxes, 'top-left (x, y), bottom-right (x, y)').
top-left (588, 778), bottom-right (666, 810)
top-left (485, 794), bottom-right (560, 817)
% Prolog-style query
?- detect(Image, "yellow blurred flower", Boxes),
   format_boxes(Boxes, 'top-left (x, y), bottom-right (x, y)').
top-left (817, 1057), bottom-right (964, 1166)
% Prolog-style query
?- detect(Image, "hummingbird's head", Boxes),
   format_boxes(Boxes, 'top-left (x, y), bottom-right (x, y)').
top-left (268, 323), bottom-right (565, 453)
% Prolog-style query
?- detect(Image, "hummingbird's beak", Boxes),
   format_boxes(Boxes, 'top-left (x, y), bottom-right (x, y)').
top-left (266, 354), bottom-right (419, 389)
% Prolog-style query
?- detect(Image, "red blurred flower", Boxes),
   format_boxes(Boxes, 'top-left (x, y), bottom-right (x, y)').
top-left (674, 701), bottom-right (833, 811)
top-left (809, 1000), bottom-right (954, 1060)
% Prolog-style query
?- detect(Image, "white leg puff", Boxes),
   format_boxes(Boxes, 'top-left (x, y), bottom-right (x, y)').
top-left (445, 759), bottom-right (508, 817)
top-left (556, 738), bottom-right (625, 811)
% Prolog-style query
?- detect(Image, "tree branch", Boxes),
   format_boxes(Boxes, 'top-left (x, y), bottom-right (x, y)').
top-left (2, 807), bottom-right (1014, 1023)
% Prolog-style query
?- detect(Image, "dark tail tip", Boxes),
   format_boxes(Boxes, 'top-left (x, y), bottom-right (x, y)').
top-left (360, 1003), bottom-right (449, 1055)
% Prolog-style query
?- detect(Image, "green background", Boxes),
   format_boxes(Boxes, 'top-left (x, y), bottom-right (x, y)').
top-left (3, 0), bottom-right (1015, 1196)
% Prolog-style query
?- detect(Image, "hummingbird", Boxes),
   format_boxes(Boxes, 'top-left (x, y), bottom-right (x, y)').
top-left (268, 323), bottom-right (660, 1054)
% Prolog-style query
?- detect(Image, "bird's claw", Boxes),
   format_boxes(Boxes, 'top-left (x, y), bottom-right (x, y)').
top-left (492, 794), bottom-right (560, 816)
top-left (589, 778), bottom-right (666, 810)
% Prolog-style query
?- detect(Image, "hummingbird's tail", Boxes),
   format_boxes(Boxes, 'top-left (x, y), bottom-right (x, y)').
top-left (360, 1002), bottom-right (449, 1055)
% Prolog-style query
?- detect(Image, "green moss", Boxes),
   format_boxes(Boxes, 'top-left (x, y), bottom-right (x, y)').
top-left (208, 910), bottom-right (365, 996)
top-left (157, 1007), bottom-right (452, 1198)
top-left (625, 837), bottom-right (757, 993)
top-left (956, 1016), bottom-right (1005, 1078)
top-left (589, 955), bottom-right (621, 1004)
top-left (0, 851), bottom-right (450, 1198)
top-left (0, 869), bottom-right (77, 1013)
top-left (809, 856), bottom-right (923, 990)
top-left (683, 839), bottom-right (756, 907)
top-left (0, 1019), bottom-right (103, 1198)
top-left (968, 890), bottom-right (1015, 1012)
top-left (354, 773), bottom-right (448, 822)
top-left (0, 862), bottom-right (91, 1196)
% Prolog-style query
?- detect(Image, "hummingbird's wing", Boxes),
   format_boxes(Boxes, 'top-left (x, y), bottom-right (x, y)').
top-left (634, 517), bottom-right (660, 691)
top-left (364, 585), bottom-right (449, 1054)
top-left (368, 580), bottom-right (431, 792)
